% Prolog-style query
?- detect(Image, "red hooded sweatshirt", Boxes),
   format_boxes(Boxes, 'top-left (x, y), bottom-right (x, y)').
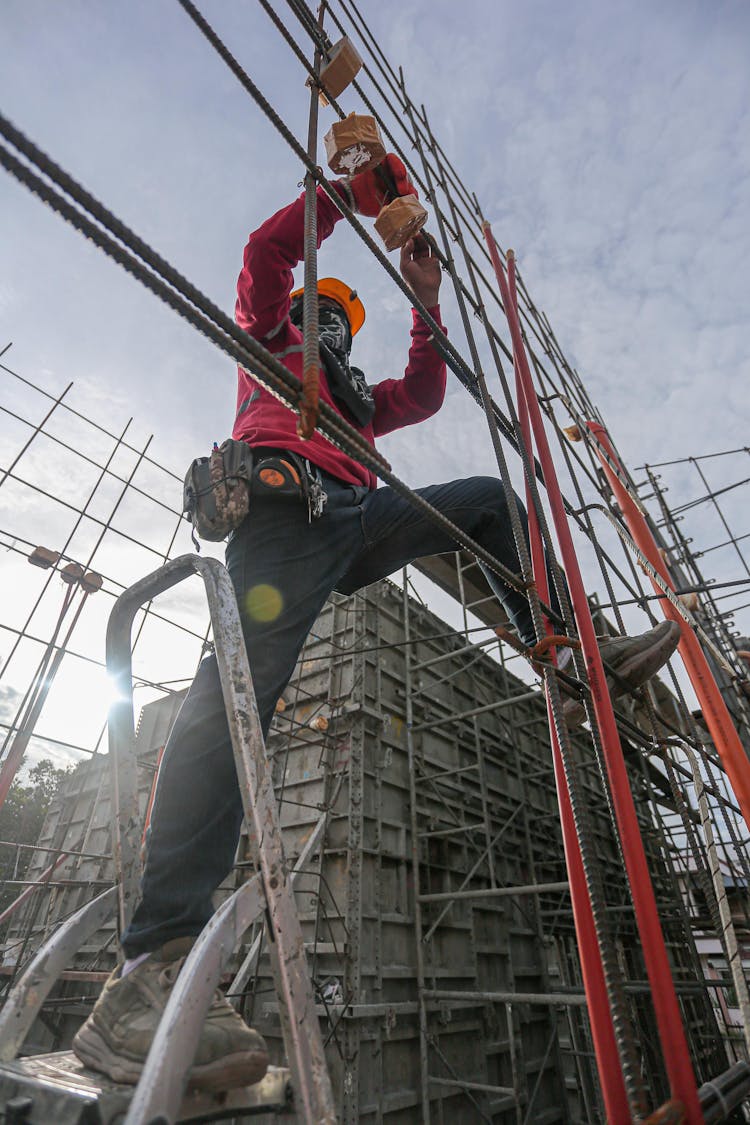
top-left (233, 182), bottom-right (447, 489)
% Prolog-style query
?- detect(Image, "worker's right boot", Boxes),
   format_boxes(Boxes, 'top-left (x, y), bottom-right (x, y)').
top-left (72, 937), bottom-right (269, 1092)
top-left (562, 619), bottom-right (681, 726)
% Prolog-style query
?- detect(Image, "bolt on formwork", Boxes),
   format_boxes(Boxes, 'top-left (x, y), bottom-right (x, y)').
top-left (1, 0), bottom-right (750, 1119)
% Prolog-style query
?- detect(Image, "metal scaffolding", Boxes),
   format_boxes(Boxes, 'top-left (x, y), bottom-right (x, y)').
top-left (2, 0), bottom-right (750, 1121)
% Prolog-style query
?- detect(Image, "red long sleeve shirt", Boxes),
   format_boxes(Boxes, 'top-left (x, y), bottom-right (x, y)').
top-left (233, 183), bottom-right (447, 489)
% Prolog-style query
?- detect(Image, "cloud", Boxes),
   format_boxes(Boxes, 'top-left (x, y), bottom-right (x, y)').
top-left (1, 0), bottom-right (749, 654)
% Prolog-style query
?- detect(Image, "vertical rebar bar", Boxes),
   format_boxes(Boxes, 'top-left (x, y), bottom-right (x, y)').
top-left (297, 3), bottom-right (325, 440)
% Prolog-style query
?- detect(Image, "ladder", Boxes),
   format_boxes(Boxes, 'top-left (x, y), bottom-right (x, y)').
top-left (0, 554), bottom-right (337, 1124)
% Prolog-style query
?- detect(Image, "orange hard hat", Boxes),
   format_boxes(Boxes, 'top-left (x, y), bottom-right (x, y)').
top-left (290, 277), bottom-right (366, 336)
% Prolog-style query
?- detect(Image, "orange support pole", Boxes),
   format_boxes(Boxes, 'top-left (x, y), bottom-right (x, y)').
top-left (482, 223), bottom-right (703, 1122)
top-left (586, 420), bottom-right (750, 835)
top-left (549, 728), bottom-right (631, 1123)
top-left (507, 255), bottom-right (630, 1123)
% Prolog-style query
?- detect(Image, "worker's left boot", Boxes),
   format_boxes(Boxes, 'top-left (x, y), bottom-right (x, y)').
top-left (72, 937), bottom-right (268, 1091)
top-left (562, 620), bottom-right (681, 726)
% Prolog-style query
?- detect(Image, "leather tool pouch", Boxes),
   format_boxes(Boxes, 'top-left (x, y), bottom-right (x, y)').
top-left (183, 439), bottom-right (254, 546)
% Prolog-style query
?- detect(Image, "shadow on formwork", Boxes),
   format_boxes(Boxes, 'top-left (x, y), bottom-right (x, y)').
top-left (1, 576), bottom-right (739, 1123)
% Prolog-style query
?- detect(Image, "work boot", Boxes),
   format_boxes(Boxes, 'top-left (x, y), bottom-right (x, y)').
top-left (562, 620), bottom-right (681, 727)
top-left (72, 937), bottom-right (269, 1092)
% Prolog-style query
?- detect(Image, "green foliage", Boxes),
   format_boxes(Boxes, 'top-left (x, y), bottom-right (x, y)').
top-left (0, 759), bottom-right (69, 920)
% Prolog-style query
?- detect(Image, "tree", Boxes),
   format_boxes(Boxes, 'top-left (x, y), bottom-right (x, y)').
top-left (0, 759), bottom-right (69, 920)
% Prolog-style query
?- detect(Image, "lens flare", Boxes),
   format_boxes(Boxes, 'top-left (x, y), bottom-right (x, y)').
top-left (245, 583), bottom-right (283, 622)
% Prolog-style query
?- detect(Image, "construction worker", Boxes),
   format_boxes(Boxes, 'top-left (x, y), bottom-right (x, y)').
top-left (72, 155), bottom-right (680, 1089)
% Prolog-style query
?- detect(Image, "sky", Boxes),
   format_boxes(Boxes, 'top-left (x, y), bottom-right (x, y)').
top-left (1, 0), bottom-right (749, 768)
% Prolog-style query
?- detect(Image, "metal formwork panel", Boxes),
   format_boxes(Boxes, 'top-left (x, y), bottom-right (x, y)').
top-left (2, 579), bottom-right (729, 1121)
top-left (240, 583), bottom-right (568, 1121)
top-left (249, 580), bottom-right (727, 1121)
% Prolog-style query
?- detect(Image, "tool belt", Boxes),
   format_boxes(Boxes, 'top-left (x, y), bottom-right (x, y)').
top-left (183, 441), bottom-right (327, 546)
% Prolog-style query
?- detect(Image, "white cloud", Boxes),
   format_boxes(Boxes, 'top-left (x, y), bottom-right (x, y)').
top-left (1, 0), bottom-right (749, 701)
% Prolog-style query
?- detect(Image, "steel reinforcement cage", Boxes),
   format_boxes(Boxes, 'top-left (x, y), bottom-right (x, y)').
top-left (1, 0), bottom-right (750, 1121)
top-left (0, 579), bottom-right (739, 1122)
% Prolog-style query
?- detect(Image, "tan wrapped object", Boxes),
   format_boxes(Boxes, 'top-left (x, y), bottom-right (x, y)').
top-left (28, 545), bottom-right (60, 569)
top-left (318, 36), bottom-right (362, 104)
top-left (563, 424), bottom-right (583, 443)
top-left (324, 112), bottom-right (385, 175)
top-left (374, 195), bottom-right (428, 251)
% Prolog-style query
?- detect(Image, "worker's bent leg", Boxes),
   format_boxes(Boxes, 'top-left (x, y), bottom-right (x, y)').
top-left (337, 476), bottom-right (558, 644)
top-left (122, 478), bottom-right (366, 956)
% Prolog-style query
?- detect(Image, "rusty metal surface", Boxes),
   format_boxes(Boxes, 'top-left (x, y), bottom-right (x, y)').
top-left (0, 1052), bottom-right (292, 1124)
top-left (0, 886), bottom-right (117, 1062)
top-left (297, 6), bottom-right (324, 441)
top-left (106, 554), bottom-right (205, 934)
top-left (106, 552), bottom-right (336, 1123)
top-left (229, 800), bottom-right (333, 1004)
top-left (122, 873), bottom-right (266, 1124)
top-left (200, 555), bottom-right (337, 1122)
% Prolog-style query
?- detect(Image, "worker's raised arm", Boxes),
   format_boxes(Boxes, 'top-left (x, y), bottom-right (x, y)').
top-left (235, 183), bottom-right (348, 342)
top-left (372, 235), bottom-right (447, 435)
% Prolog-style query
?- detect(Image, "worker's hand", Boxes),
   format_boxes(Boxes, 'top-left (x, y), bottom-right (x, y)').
top-left (348, 154), bottom-right (417, 217)
top-left (400, 234), bottom-right (441, 307)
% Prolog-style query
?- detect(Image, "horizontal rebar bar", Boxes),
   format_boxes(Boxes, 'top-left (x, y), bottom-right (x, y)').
top-left (0, 840), bottom-right (112, 862)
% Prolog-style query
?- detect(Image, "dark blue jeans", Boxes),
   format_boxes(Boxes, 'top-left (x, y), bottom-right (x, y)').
top-left (122, 473), bottom-right (547, 955)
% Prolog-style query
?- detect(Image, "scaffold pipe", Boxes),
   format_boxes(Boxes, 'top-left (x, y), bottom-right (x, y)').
top-left (482, 222), bottom-right (703, 1122)
top-left (0, 852), bottom-right (69, 927)
top-left (586, 421), bottom-right (750, 836)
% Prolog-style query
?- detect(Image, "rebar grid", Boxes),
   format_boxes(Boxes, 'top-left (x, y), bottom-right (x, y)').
top-left (1, 0), bottom-right (749, 1120)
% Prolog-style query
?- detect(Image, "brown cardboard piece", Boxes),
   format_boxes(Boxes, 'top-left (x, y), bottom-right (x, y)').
top-left (324, 113), bottom-right (386, 176)
top-left (318, 37), bottom-right (363, 105)
top-left (374, 196), bottom-right (428, 251)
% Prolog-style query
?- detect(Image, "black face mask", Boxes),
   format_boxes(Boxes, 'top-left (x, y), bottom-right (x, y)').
top-left (290, 297), bottom-right (375, 428)
top-left (317, 301), bottom-right (352, 356)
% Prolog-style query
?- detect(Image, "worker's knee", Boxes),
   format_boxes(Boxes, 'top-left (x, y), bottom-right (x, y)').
top-left (468, 476), bottom-right (525, 522)
top-left (467, 474), bottom-right (503, 506)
